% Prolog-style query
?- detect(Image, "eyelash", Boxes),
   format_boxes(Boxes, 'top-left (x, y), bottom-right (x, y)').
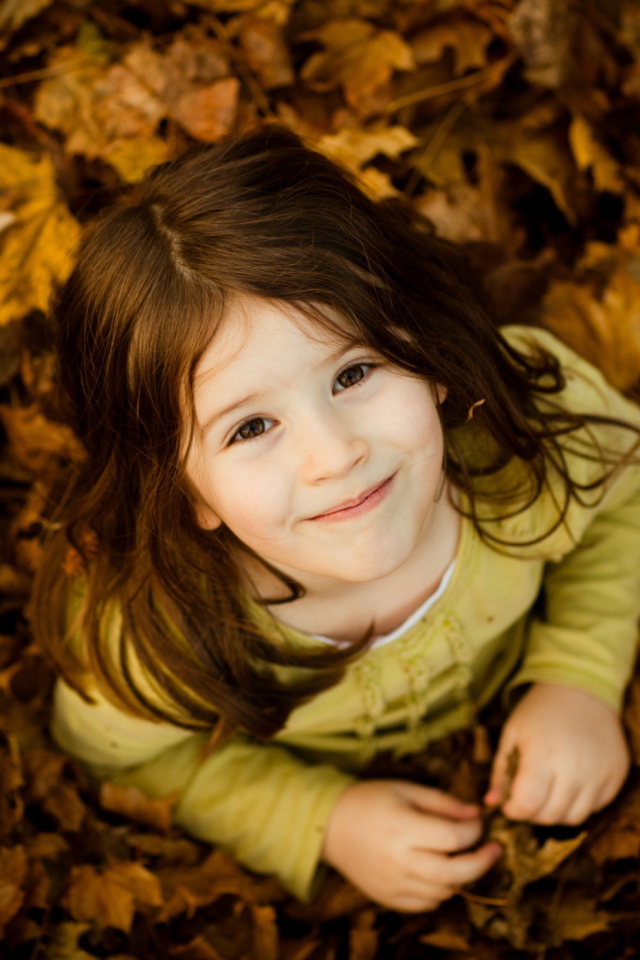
top-left (228, 362), bottom-right (377, 445)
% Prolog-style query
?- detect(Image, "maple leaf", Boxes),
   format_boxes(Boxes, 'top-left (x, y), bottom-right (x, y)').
top-left (0, 845), bottom-right (27, 937)
top-left (411, 12), bottom-right (493, 76)
top-left (300, 19), bottom-right (414, 115)
top-left (34, 46), bottom-right (168, 182)
top-left (0, 144), bottom-right (80, 326)
top-left (100, 782), bottom-right (176, 833)
top-left (64, 862), bottom-right (163, 933)
top-left (540, 263), bottom-right (640, 393)
top-left (238, 16), bottom-right (295, 90)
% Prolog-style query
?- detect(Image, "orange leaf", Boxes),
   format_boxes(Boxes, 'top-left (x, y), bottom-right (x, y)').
top-left (100, 783), bottom-right (176, 833)
top-left (239, 17), bottom-right (294, 90)
top-left (65, 861), bottom-right (162, 933)
top-left (174, 78), bottom-right (240, 142)
top-left (300, 19), bottom-right (413, 115)
top-left (0, 846), bottom-right (27, 935)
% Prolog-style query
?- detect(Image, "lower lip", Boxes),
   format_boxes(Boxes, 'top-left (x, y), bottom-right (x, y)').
top-left (310, 474), bottom-right (395, 522)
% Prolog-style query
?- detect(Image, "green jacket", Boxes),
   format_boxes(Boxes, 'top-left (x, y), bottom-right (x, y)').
top-left (51, 326), bottom-right (640, 901)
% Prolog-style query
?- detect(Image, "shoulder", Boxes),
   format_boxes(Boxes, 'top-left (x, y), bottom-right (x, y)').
top-left (500, 324), bottom-right (640, 428)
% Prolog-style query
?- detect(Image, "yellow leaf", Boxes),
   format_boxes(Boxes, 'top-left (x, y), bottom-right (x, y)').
top-left (65, 862), bottom-right (162, 933)
top-left (411, 15), bottom-right (493, 76)
top-left (0, 0), bottom-right (52, 35)
top-left (300, 19), bottom-right (414, 114)
top-left (0, 845), bottom-right (27, 934)
top-left (317, 124), bottom-right (418, 197)
top-left (104, 136), bottom-right (169, 184)
top-left (34, 47), bottom-right (166, 166)
top-left (568, 114), bottom-right (624, 194)
top-left (100, 782), bottom-right (176, 832)
top-left (0, 144), bottom-right (80, 326)
top-left (541, 264), bottom-right (640, 392)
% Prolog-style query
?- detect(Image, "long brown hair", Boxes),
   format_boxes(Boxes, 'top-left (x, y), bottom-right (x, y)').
top-left (32, 124), bottom-right (640, 744)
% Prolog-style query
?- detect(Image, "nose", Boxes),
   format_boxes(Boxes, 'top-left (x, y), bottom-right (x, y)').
top-left (297, 407), bottom-right (368, 484)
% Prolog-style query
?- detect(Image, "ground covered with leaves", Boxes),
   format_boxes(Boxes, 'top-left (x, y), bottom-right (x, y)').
top-left (3, 0), bottom-right (640, 957)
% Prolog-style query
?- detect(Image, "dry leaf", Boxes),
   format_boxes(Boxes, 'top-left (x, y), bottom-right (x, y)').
top-left (0, 0), bottom-right (52, 35)
top-left (0, 144), bottom-right (80, 326)
top-left (0, 404), bottom-right (84, 477)
top-left (239, 16), bottom-right (294, 89)
top-left (250, 903), bottom-right (279, 960)
top-left (100, 783), bottom-right (176, 833)
top-left (157, 849), bottom-right (283, 922)
top-left (541, 264), bottom-right (640, 392)
top-left (300, 19), bottom-right (414, 115)
top-left (348, 907), bottom-right (378, 960)
top-left (411, 14), bottom-right (493, 75)
top-left (45, 922), bottom-right (94, 960)
top-left (569, 114), bottom-right (624, 194)
top-left (588, 782), bottom-right (640, 864)
top-left (64, 862), bottom-right (163, 933)
top-left (174, 78), bottom-right (240, 142)
top-left (0, 845), bottom-right (27, 935)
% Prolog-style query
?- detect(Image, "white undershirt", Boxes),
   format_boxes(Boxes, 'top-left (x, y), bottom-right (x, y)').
top-left (309, 557), bottom-right (457, 650)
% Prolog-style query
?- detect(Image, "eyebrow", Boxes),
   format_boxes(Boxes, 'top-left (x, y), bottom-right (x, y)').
top-left (200, 340), bottom-right (364, 433)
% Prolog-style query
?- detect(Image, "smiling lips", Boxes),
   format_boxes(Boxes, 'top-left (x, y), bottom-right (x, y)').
top-left (309, 474), bottom-right (395, 522)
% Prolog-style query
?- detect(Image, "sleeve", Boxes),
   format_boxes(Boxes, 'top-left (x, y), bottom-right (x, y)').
top-left (52, 678), bottom-right (356, 901)
top-left (503, 326), bottom-right (640, 713)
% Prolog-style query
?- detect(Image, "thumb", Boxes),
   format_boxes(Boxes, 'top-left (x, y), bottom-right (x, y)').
top-left (485, 734), bottom-right (520, 808)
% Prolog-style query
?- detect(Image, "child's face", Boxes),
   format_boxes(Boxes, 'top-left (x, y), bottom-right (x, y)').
top-left (187, 297), bottom-right (447, 589)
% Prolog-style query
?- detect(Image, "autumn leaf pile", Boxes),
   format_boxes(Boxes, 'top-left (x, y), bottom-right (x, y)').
top-left (4, 0), bottom-right (640, 957)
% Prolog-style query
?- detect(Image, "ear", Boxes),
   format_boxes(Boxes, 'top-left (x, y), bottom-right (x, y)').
top-left (435, 383), bottom-right (447, 405)
top-left (195, 502), bottom-right (223, 531)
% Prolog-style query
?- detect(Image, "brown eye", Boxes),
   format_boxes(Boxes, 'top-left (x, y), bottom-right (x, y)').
top-left (335, 363), bottom-right (372, 392)
top-left (234, 418), bottom-right (267, 442)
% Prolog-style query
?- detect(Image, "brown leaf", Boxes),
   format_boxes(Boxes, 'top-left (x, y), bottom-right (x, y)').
top-left (174, 78), bottom-right (240, 142)
top-left (100, 783), bottom-right (176, 833)
top-left (0, 144), bottom-right (80, 326)
top-left (411, 14), bottom-right (493, 75)
top-left (171, 935), bottom-right (227, 960)
top-left (0, 404), bottom-right (84, 477)
top-left (44, 920), bottom-right (94, 960)
top-left (34, 47), bottom-right (168, 182)
top-left (239, 16), bottom-right (294, 89)
top-left (588, 782), bottom-right (640, 864)
top-left (488, 815), bottom-right (586, 900)
top-left (349, 907), bottom-right (378, 960)
top-left (541, 263), bottom-right (640, 393)
top-left (569, 113), bottom-right (624, 194)
top-left (0, 0), bottom-right (53, 37)
top-left (64, 861), bottom-right (163, 933)
top-left (157, 849), bottom-right (284, 922)
top-left (300, 19), bottom-right (414, 115)
top-left (250, 903), bottom-right (279, 960)
top-left (0, 845), bottom-right (27, 935)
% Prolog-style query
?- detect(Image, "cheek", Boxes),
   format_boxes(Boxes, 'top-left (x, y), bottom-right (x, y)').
top-left (203, 458), bottom-right (289, 537)
top-left (382, 381), bottom-right (443, 453)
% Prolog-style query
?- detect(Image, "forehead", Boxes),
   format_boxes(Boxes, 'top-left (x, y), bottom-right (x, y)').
top-left (194, 297), bottom-right (357, 390)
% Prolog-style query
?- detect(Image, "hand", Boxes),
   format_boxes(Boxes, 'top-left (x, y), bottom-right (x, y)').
top-left (321, 779), bottom-right (502, 912)
top-left (485, 682), bottom-right (630, 825)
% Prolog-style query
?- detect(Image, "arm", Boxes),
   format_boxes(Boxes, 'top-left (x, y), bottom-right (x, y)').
top-left (55, 679), bottom-right (503, 910)
top-left (52, 678), bottom-right (355, 902)
top-left (489, 327), bottom-right (640, 821)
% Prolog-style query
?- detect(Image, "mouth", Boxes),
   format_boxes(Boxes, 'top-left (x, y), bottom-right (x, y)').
top-left (309, 473), bottom-right (396, 522)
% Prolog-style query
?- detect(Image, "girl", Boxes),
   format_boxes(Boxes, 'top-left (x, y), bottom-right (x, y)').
top-left (34, 125), bottom-right (640, 913)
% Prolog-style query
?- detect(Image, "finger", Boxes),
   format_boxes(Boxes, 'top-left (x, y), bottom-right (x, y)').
top-left (532, 781), bottom-right (579, 826)
top-left (562, 791), bottom-right (598, 826)
top-left (432, 842), bottom-right (503, 888)
top-left (502, 761), bottom-right (553, 821)
top-left (485, 734), bottom-right (516, 806)
top-left (409, 811), bottom-right (483, 854)
top-left (396, 781), bottom-right (481, 819)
